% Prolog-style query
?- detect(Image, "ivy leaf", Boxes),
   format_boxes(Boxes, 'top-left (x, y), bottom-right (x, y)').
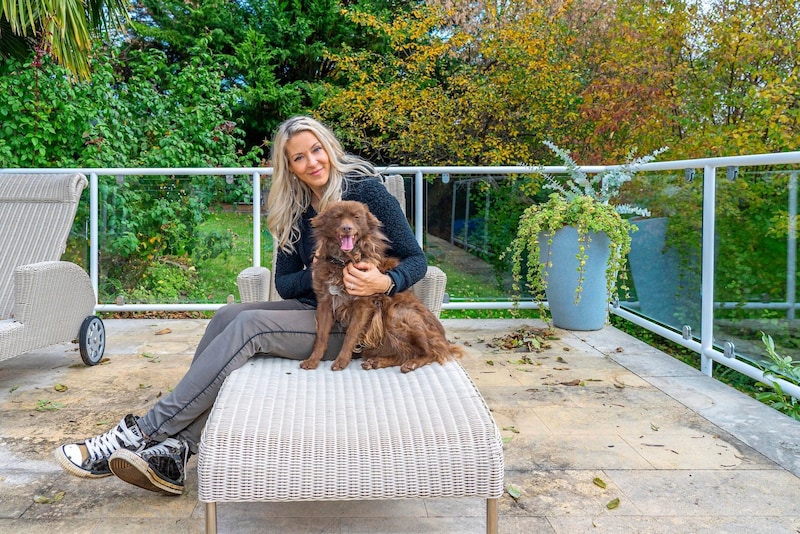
top-left (36, 400), bottom-right (64, 412)
top-left (606, 497), bottom-right (620, 509)
top-left (507, 484), bottom-right (522, 500)
top-left (593, 477), bottom-right (607, 489)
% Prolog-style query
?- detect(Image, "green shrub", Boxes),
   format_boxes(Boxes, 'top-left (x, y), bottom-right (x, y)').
top-left (755, 332), bottom-right (800, 421)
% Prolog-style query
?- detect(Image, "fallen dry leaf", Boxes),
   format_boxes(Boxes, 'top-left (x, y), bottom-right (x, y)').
top-left (560, 379), bottom-right (582, 386)
top-left (489, 325), bottom-right (555, 353)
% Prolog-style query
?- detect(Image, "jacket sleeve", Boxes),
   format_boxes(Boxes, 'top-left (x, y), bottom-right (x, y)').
top-left (274, 247), bottom-right (315, 301)
top-left (355, 179), bottom-right (427, 294)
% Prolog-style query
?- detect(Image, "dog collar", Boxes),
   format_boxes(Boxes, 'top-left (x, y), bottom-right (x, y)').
top-left (327, 255), bottom-right (348, 267)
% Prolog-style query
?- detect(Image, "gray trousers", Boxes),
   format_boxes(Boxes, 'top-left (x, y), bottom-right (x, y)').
top-left (137, 299), bottom-right (346, 452)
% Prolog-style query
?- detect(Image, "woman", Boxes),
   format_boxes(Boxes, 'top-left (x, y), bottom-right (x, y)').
top-left (54, 116), bottom-right (427, 495)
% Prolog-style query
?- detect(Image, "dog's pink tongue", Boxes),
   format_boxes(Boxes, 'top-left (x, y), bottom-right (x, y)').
top-left (340, 235), bottom-right (355, 252)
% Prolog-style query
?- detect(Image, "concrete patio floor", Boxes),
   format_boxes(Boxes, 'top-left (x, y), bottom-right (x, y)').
top-left (1, 318), bottom-right (800, 533)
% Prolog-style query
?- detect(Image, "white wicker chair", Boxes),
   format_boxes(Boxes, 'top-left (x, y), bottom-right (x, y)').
top-left (199, 175), bottom-right (504, 533)
top-left (0, 173), bottom-right (105, 365)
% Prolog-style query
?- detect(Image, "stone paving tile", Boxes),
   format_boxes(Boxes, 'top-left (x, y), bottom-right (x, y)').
top-left (548, 515), bottom-right (800, 534)
top-left (606, 468), bottom-right (800, 517)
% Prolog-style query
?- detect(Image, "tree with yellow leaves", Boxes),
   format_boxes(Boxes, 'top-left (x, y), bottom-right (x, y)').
top-left (573, 0), bottom-right (800, 160)
top-left (319, 1), bottom-right (583, 166)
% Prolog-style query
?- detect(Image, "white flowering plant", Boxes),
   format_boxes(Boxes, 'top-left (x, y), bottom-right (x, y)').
top-left (507, 141), bottom-right (668, 322)
top-left (540, 141), bottom-right (668, 217)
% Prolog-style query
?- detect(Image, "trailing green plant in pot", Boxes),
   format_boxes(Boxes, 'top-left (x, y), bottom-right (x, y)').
top-left (508, 141), bottom-right (667, 330)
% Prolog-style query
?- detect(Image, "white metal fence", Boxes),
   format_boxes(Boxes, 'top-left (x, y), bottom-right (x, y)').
top-left (4, 151), bottom-right (800, 399)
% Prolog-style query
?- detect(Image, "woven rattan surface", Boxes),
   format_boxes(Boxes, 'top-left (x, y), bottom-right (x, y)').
top-left (0, 173), bottom-right (97, 361)
top-left (0, 173), bottom-right (87, 319)
top-left (382, 174), bottom-right (406, 216)
top-left (198, 357), bottom-right (504, 503)
top-left (411, 266), bottom-right (446, 318)
top-left (236, 266), bottom-right (271, 303)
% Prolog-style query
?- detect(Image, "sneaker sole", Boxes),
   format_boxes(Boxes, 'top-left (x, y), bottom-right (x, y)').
top-left (108, 449), bottom-right (184, 496)
top-left (53, 448), bottom-right (112, 478)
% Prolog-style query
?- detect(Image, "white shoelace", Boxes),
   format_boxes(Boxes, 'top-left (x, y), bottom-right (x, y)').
top-left (85, 418), bottom-right (142, 460)
top-left (146, 437), bottom-right (182, 456)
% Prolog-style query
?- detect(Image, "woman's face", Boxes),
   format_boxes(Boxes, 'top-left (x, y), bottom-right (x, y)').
top-left (285, 130), bottom-right (331, 199)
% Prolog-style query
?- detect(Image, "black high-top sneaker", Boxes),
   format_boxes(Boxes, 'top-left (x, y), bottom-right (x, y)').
top-left (109, 436), bottom-right (191, 495)
top-left (54, 414), bottom-right (147, 478)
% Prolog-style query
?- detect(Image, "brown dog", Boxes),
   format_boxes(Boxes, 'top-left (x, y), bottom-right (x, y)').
top-left (299, 200), bottom-right (463, 372)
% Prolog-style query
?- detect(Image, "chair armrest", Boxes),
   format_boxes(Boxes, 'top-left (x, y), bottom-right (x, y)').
top-left (411, 266), bottom-right (447, 318)
top-left (13, 261), bottom-right (95, 334)
top-left (237, 266), bottom-right (271, 303)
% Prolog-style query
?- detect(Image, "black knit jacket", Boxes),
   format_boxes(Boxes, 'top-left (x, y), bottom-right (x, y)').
top-left (274, 176), bottom-right (427, 307)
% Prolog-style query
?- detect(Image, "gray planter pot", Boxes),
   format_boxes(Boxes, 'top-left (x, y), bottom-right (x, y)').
top-left (538, 226), bottom-right (611, 330)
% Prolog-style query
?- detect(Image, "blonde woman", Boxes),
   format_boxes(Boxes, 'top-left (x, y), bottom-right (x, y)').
top-left (54, 116), bottom-right (426, 496)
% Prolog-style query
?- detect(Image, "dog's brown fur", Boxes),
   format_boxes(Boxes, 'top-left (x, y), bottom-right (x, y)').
top-left (299, 200), bottom-right (463, 372)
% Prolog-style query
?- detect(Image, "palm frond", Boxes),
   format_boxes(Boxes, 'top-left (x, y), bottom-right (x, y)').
top-left (1, 0), bottom-right (130, 79)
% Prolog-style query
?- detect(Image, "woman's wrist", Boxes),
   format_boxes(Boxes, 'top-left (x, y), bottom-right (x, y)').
top-left (383, 274), bottom-right (395, 295)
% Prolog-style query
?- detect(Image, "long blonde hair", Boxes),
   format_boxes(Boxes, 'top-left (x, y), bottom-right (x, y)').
top-left (267, 116), bottom-right (378, 253)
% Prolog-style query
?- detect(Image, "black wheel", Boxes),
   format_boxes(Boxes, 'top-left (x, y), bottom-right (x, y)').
top-left (79, 316), bottom-right (106, 366)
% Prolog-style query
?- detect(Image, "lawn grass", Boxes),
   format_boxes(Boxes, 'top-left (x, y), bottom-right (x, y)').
top-left (193, 208), bottom-right (273, 302)
top-left (434, 266), bottom-right (541, 320)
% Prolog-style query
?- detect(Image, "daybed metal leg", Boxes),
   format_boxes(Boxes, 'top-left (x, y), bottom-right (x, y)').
top-left (205, 502), bottom-right (217, 534)
top-left (486, 498), bottom-right (498, 534)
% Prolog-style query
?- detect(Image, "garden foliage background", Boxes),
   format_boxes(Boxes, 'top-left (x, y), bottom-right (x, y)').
top-left (0, 0), bottom-right (798, 308)
top-left (3, 0), bottom-right (798, 168)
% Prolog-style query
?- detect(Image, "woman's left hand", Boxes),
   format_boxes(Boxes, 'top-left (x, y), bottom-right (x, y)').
top-left (343, 262), bottom-right (391, 296)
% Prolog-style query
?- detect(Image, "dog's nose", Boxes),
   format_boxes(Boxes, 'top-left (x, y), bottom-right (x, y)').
top-left (341, 224), bottom-right (353, 234)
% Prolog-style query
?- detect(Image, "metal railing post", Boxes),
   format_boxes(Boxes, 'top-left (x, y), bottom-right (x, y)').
top-left (415, 170), bottom-right (424, 246)
top-left (787, 172), bottom-right (797, 320)
top-left (89, 172), bottom-right (99, 306)
top-left (252, 172), bottom-right (261, 267)
top-left (700, 165), bottom-right (717, 376)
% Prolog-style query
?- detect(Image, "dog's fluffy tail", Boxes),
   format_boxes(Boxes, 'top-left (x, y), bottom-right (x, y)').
top-left (448, 343), bottom-right (465, 361)
top-left (428, 334), bottom-right (465, 365)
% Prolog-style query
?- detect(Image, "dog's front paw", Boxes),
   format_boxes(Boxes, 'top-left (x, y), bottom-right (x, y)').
top-left (400, 361), bottom-right (420, 373)
top-left (299, 358), bottom-right (320, 370)
top-left (331, 356), bottom-right (351, 371)
top-left (361, 358), bottom-right (377, 370)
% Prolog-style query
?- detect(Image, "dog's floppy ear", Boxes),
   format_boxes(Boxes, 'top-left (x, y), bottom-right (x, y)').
top-left (364, 206), bottom-right (382, 231)
top-left (311, 208), bottom-right (332, 228)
